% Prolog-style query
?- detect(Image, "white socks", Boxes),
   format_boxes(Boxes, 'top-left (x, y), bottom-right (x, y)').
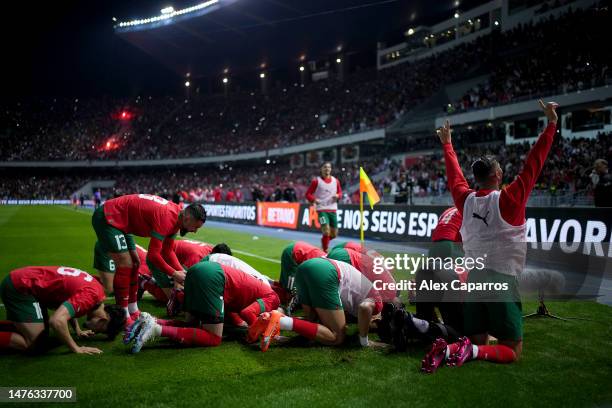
top-left (279, 316), bottom-right (293, 331)
top-left (412, 316), bottom-right (430, 334)
top-left (153, 324), bottom-right (162, 337)
top-left (359, 335), bottom-right (369, 347)
top-left (472, 344), bottom-right (479, 359)
top-left (128, 302), bottom-right (139, 314)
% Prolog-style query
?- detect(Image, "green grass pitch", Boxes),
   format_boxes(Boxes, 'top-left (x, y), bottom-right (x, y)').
top-left (0, 206), bottom-right (611, 407)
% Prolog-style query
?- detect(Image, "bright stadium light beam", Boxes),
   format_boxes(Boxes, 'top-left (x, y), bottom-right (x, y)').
top-left (299, 66), bottom-right (305, 72)
top-left (185, 81), bottom-right (190, 87)
top-left (161, 6), bottom-right (175, 14)
top-left (259, 73), bottom-right (265, 79)
top-left (222, 77), bottom-right (228, 84)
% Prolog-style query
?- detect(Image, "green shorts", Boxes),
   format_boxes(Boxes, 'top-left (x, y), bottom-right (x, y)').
top-left (463, 269), bottom-right (523, 341)
top-left (280, 243), bottom-right (298, 292)
top-left (93, 241), bottom-right (116, 273)
top-left (147, 260), bottom-right (174, 289)
top-left (0, 276), bottom-right (47, 323)
top-left (326, 247), bottom-right (351, 264)
top-left (428, 240), bottom-right (464, 259)
top-left (318, 211), bottom-right (338, 229)
top-left (184, 261), bottom-right (226, 324)
top-left (295, 258), bottom-right (342, 311)
top-left (91, 206), bottom-right (135, 254)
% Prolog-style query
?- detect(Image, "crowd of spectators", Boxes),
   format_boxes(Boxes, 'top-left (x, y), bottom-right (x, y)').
top-left (380, 131), bottom-right (612, 203)
top-left (446, 5), bottom-right (610, 113)
top-left (4, 2), bottom-right (606, 161)
top-left (3, 131), bottom-right (609, 205)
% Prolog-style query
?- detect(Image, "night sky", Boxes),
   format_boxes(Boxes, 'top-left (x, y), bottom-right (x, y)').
top-left (2, 0), bottom-right (489, 97)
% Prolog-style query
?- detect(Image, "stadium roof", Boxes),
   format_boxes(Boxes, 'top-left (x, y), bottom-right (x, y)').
top-left (114, 0), bottom-right (488, 78)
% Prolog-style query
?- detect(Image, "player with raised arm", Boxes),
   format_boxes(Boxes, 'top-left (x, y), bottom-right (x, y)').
top-left (422, 100), bottom-right (558, 373)
top-left (0, 266), bottom-right (125, 354)
top-left (91, 193), bottom-right (206, 321)
top-left (125, 261), bottom-right (279, 352)
top-left (305, 162), bottom-right (342, 252)
top-left (249, 257), bottom-right (384, 351)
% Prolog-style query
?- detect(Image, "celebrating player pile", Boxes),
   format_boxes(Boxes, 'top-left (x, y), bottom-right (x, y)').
top-left (91, 193), bottom-right (206, 322)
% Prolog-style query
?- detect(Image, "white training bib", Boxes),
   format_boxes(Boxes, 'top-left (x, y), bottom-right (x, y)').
top-left (460, 191), bottom-right (527, 276)
top-left (314, 176), bottom-right (339, 211)
top-left (208, 253), bottom-right (272, 286)
top-left (329, 259), bottom-right (373, 317)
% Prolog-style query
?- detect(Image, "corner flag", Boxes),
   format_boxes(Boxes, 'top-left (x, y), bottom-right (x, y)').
top-left (359, 167), bottom-right (380, 243)
top-left (359, 167), bottom-right (380, 209)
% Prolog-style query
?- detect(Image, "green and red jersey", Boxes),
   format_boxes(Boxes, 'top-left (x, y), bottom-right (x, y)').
top-left (10, 266), bottom-right (105, 318)
top-left (103, 194), bottom-right (183, 276)
top-left (174, 239), bottom-right (214, 269)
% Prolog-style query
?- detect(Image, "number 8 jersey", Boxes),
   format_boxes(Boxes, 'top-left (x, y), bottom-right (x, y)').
top-left (103, 194), bottom-right (182, 239)
top-left (9, 266), bottom-right (106, 318)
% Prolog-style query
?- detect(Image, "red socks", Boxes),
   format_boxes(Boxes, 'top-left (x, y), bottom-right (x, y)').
top-left (128, 266), bottom-right (139, 305)
top-left (322, 235), bottom-right (330, 251)
top-left (475, 345), bottom-right (517, 363)
top-left (113, 266), bottom-right (132, 308)
top-left (0, 332), bottom-right (12, 348)
top-left (292, 318), bottom-right (318, 339)
top-left (143, 281), bottom-right (168, 303)
top-left (161, 326), bottom-right (222, 347)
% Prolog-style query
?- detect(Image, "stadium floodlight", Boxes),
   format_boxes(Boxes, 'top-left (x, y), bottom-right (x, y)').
top-left (454, 12), bottom-right (460, 19)
top-left (259, 73), bottom-right (265, 79)
top-left (185, 81), bottom-right (190, 87)
top-left (299, 66), bottom-right (305, 72)
top-left (222, 77), bottom-right (228, 84)
top-left (454, 0), bottom-right (460, 6)
top-left (266, 159), bottom-right (270, 164)
top-left (494, 20), bottom-right (500, 26)
top-left (336, 58), bottom-right (342, 64)
top-left (112, 17), bottom-right (117, 22)
top-left (161, 6), bottom-right (175, 14)
top-left (407, 28), bottom-right (415, 36)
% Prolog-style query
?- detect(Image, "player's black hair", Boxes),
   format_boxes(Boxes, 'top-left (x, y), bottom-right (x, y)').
top-left (104, 304), bottom-right (126, 340)
top-left (320, 161), bottom-right (332, 168)
top-left (211, 243), bottom-right (232, 256)
top-left (471, 156), bottom-right (499, 183)
top-left (185, 203), bottom-right (207, 223)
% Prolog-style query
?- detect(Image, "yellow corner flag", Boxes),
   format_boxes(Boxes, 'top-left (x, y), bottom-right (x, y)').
top-left (359, 167), bottom-right (380, 243)
top-left (359, 167), bottom-right (380, 209)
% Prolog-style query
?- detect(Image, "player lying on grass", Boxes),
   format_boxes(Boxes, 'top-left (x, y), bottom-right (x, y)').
top-left (91, 193), bottom-right (206, 321)
top-left (0, 266), bottom-right (125, 354)
top-left (249, 258), bottom-right (384, 351)
top-left (305, 162), bottom-right (342, 251)
top-left (278, 241), bottom-right (326, 310)
top-left (382, 206), bottom-right (466, 350)
top-left (93, 242), bottom-right (168, 303)
top-left (124, 261), bottom-right (280, 353)
top-left (421, 100), bottom-right (558, 373)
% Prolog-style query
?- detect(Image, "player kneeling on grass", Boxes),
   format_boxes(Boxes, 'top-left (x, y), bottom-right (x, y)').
top-left (161, 242), bottom-right (232, 316)
top-left (249, 258), bottom-right (384, 351)
top-left (125, 261), bottom-right (280, 353)
top-left (420, 100), bottom-right (558, 374)
top-left (278, 241), bottom-right (326, 313)
top-left (0, 266), bottom-right (125, 354)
